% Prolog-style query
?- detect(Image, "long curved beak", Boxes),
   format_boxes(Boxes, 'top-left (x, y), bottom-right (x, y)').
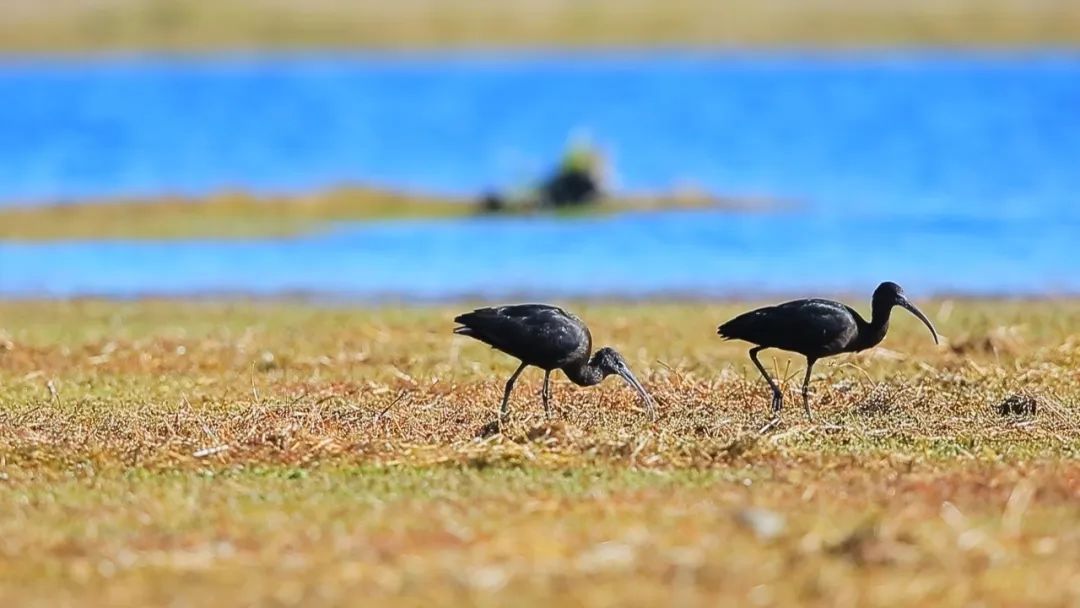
top-left (616, 363), bottom-right (657, 420)
top-left (898, 297), bottom-right (939, 345)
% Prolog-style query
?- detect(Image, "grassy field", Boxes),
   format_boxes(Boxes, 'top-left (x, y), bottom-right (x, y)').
top-left (1, 298), bottom-right (1078, 606)
top-left (3, 0), bottom-right (1080, 52)
top-left (0, 188), bottom-right (734, 241)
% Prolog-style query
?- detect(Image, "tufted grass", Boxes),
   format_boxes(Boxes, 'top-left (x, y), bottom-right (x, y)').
top-left (1, 298), bottom-right (1079, 606)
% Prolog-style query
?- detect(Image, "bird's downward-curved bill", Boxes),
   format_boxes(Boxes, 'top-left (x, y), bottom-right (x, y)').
top-left (615, 362), bottom-right (657, 420)
top-left (898, 298), bottom-right (940, 344)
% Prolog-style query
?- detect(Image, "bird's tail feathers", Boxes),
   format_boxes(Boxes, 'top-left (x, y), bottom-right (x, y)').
top-left (453, 308), bottom-right (500, 326)
top-left (453, 309), bottom-right (502, 343)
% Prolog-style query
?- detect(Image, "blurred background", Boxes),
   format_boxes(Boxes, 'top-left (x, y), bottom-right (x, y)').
top-left (1, 0), bottom-right (1078, 299)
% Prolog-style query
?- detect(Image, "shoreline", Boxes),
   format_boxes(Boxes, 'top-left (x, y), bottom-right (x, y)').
top-left (3, 47), bottom-right (1080, 61)
top-left (0, 294), bottom-right (1077, 307)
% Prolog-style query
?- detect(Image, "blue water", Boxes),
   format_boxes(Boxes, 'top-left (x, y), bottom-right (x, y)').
top-left (1, 52), bottom-right (1078, 298)
top-left (2, 211), bottom-right (1076, 299)
top-left (3, 53), bottom-right (1080, 217)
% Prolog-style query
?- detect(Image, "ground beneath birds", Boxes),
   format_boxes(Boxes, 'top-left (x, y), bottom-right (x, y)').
top-left (1, 299), bottom-right (1078, 606)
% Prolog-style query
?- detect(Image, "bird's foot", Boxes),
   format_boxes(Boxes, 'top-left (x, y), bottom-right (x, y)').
top-left (541, 402), bottom-right (569, 420)
top-left (771, 394), bottom-right (783, 415)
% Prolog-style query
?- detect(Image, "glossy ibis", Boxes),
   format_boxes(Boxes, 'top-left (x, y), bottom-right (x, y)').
top-left (718, 282), bottom-right (939, 421)
top-left (454, 304), bottom-right (656, 420)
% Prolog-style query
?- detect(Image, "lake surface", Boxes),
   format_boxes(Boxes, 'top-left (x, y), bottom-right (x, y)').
top-left (1, 52), bottom-right (1078, 298)
top-left (2, 211), bottom-right (1076, 299)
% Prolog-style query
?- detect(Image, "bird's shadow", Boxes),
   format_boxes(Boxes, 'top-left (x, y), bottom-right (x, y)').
top-left (475, 414), bottom-right (568, 440)
top-left (476, 419), bottom-right (504, 439)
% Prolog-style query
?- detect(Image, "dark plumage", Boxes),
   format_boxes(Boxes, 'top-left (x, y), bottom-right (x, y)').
top-left (454, 304), bottom-right (655, 420)
top-left (718, 282), bottom-right (939, 420)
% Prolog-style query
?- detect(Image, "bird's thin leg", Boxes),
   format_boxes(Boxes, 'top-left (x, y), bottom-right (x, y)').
top-left (500, 362), bottom-right (528, 421)
top-left (801, 358), bottom-right (817, 422)
top-left (542, 370), bottom-right (552, 419)
top-left (749, 347), bottom-right (783, 416)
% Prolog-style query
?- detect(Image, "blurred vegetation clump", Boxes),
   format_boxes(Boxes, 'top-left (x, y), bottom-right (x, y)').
top-left (481, 142), bottom-right (607, 213)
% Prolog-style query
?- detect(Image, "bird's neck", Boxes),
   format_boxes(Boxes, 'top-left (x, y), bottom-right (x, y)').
top-left (562, 358), bottom-right (605, 387)
top-left (855, 302), bottom-right (892, 351)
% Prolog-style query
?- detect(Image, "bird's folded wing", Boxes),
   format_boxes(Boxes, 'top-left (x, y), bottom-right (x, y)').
top-left (454, 305), bottom-right (586, 363)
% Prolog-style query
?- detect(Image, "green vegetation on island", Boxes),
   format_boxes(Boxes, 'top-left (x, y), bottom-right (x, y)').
top-left (0, 183), bottom-right (751, 241)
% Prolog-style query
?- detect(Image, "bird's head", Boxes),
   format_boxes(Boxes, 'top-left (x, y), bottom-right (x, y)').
top-left (591, 347), bottom-right (657, 420)
top-left (873, 281), bottom-right (939, 345)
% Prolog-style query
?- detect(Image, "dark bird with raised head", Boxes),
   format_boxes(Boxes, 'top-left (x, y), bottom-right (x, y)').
top-left (718, 282), bottom-right (939, 421)
top-left (454, 304), bottom-right (656, 420)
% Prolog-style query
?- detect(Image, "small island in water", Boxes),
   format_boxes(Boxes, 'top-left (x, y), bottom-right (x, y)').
top-left (0, 145), bottom-right (781, 241)
top-left (0, 186), bottom-right (772, 241)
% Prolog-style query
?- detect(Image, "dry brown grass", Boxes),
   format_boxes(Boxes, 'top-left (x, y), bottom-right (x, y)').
top-left (0, 188), bottom-right (730, 241)
top-left (0, 187), bottom-right (471, 241)
top-left (1, 299), bottom-right (1079, 606)
top-left (3, 0), bottom-right (1080, 51)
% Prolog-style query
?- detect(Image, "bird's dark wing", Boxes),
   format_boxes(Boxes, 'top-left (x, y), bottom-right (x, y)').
top-left (718, 298), bottom-right (859, 356)
top-left (454, 304), bottom-right (591, 368)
